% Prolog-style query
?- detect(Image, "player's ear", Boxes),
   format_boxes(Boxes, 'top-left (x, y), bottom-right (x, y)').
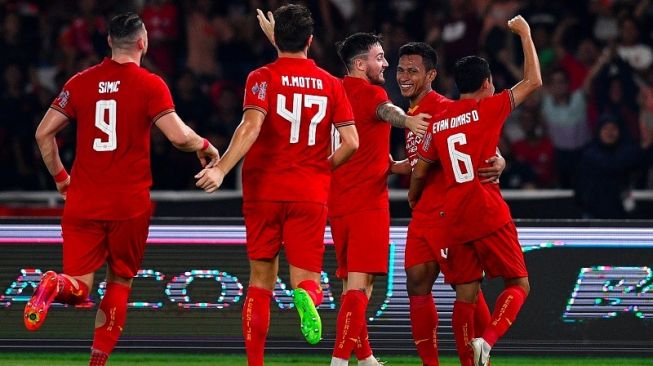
top-left (306, 34), bottom-right (313, 50)
top-left (354, 57), bottom-right (366, 73)
top-left (427, 68), bottom-right (437, 83)
top-left (107, 36), bottom-right (113, 49)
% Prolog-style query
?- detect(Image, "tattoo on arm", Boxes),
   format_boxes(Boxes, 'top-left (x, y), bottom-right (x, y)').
top-left (376, 102), bottom-right (407, 128)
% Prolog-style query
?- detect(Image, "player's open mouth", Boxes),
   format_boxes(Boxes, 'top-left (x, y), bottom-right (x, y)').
top-left (399, 84), bottom-right (413, 90)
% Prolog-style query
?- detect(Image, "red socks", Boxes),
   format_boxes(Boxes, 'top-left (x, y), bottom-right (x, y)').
top-left (354, 319), bottom-right (373, 360)
top-left (474, 291), bottom-right (492, 338)
top-left (333, 289), bottom-right (368, 360)
top-left (88, 349), bottom-right (108, 366)
top-left (297, 279), bottom-right (323, 306)
top-left (55, 274), bottom-right (89, 305)
top-left (92, 282), bottom-right (131, 355)
top-left (408, 294), bottom-right (439, 366)
top-left (242, 286), bottom-right (272, 366)
top-left (453, 300), bottom-right (476, 366)
top-left (483, 285), bottom-right (527, 347)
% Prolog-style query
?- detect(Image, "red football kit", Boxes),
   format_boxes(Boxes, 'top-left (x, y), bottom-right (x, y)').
top-left (329, 76), bottom-right (391, 279)
top-left (404, 91), bottom-right (451, 270)
top-left (241, 57), bottom-right (354, 271)
top-left (418, 90), bottom-right (527, 283)
top-left (51, 57), bottom-right (174, 277)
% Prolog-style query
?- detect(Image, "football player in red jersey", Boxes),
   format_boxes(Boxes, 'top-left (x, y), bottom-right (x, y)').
top-left (328, 33), bottom-right (431, 366)
top-left (410, 16), bottom-right (541, 366)
top-left (28, 13), bottom-right (219, 366)
top-left (398, 42), bottom-right (505, 366)
top-left (195, 4), bottom-right (358, 366)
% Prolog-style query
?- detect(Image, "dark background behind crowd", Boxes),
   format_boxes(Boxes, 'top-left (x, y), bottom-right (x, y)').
top-left (2, 0), bottom-right (653, 219)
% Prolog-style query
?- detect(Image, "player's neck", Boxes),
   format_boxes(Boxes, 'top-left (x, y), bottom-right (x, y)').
top-left (111, 52), bottom-right (142, 66)
top-left (277, 50), bottom-right (308, 59)
top-left (460, 91), bottom-right (484, 101)
top-left (409, 87), bottom-right (432, 108)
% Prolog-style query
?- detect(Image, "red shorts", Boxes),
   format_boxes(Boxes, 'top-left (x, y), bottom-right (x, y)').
top-left (330, 208), bottom-right (390, 279)
top-left (243, 201), bottom-right (327, 273)
top-left (404, 221), bottom-right (447, 270)
top-left (444, 222), bottom-right (528, 285)
top-left (61, 208), bottom-right (151, 278)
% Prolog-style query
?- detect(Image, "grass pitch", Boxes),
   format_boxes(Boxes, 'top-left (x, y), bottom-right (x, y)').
top-left (0, 353), bottom-right (652, 366)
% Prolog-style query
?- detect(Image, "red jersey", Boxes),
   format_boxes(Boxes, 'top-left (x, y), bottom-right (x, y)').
top-left (51, 58), bottom-right (175, 220)
top-left (242, 57), bottom-right (354, 204)
top-left (418, 90), bottom-right (514, 246)
top-left (329, 76), bottom-right (390, 216)
top-left (406, 91), bottom-right (451, 224)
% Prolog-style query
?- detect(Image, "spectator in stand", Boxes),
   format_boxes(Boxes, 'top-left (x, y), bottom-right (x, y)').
top-left (511, 107), bottom-right (556, 187)
top-left (499, 134), bottom-right (537, 190)
top-left (575, 114), bottom-right (641, 219)
top-left (140, 0), bottom-right (179, 77)
top-left (540, 68), bottom-right (590, 188)
top-left (616, 16), bottom-right (653, 73)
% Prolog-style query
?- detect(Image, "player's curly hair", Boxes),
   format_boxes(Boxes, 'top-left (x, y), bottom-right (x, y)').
top-left (336, 33), bottom-right (383, 72)
top-left (454, 55), bottom-right (491, 94)
top-left (273, 4), bottom-right (314, 52)
top-left (398, 42), bottom-right (438, 71)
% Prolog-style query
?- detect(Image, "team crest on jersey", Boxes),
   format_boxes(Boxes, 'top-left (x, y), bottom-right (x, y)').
top-left (251, 82), bottom-right (267, 101)
top-left (422, 132), bottom-right (432, 151)
top-left (56, 90), bottom-right (70, 108)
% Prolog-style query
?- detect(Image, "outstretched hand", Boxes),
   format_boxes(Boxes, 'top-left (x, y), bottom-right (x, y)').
top-left (195, 166), bottom-right (226, 193)
top-left (256, 8), bottom-right (276, 47)
top-left (406, 113), bottom-right (431, 139)
top-left (197, 144), bottom-right (220, 168)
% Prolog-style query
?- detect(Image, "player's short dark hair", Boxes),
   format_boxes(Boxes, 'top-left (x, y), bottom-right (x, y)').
top-left (398, 42), bottom-right (438, 71)
top-left (273, 4), bottom-right (314, 52)
top-left (109, 12), bottom-right (144, 47)
top-left (454, 55), bottom-right (491, 94)
top-left (336, 33), bottom-right (383, 71)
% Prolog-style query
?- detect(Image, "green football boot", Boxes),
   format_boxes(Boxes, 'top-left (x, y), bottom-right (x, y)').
top-left (292, 288), bottom-right (322, 344)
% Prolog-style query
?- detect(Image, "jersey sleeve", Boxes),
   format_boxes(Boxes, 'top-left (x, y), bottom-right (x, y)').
top-left (417, 129), bottom-right (439, 163)
top-left (480, 90), bottom-right (514, 132)
top-left (331, 78), bottom-right (355, 127)
top-left (370, 85), bottom-right (391, 117)
top-left (147, 74), bottom-right (175, 123)
top-left (243, 68), bottom-right (270, 116)
top-left (50, 76), bottom-right (77, 119)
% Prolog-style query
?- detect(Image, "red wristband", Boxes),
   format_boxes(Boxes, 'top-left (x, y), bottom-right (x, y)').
top-left (54, 169), bottom-right (69, 183)
top-left (201, 138), bottom-right (210, 151)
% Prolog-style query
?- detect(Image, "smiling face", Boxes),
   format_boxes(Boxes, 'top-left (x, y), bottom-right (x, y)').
top-left (396, 54), bottom-right (434, 102)
top-left (362, 43), bottom-right (389, 85)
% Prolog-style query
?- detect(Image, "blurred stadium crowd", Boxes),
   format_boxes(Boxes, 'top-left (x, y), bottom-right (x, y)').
top-left (1, 0), bottom-right (653, 218)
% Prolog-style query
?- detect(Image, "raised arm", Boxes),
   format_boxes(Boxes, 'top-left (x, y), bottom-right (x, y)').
top-left (155, 111), bottom-right (219, 167)
top-left (377, 102), bottom-right (430, 138)
top-left (195, 108), bottom-right (265, 192)
top-left (35, 108), bottom-right (71, 198)
top-left (330, 124), bottom-right (359, 170)
top-left (508, 15), bottom-right (542, 107)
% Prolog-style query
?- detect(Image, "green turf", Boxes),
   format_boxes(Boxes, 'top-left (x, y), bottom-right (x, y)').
top-left (0, 353), bottom-right (652, 366)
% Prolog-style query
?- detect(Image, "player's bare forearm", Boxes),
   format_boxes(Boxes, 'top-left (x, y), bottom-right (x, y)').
top-left (35, 109), bottom-right (69, 176)
top-left (508, 15), bottom-right (542, 107)
top-left (377, 103), bottom-right (431, 138)
top-left (216, 115), bottom-right (263, 175)
top-left (408, 158), bottom-right (431, 208)
top-left (390, 158), bottom-right (412, 175)
top-left (376, 103), bottom-right (407, 128)
top-left (329, 124), bottom-right (358, 170)
top-left (155, 112), bottom-right (207, 152)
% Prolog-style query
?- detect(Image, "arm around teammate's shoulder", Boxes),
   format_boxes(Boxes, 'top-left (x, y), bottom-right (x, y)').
top-left (329, 123), bottom-right (358, 170)
top-left (508, 15), bottom-right (542, 108)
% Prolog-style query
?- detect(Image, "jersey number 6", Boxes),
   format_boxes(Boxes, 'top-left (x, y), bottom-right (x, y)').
top-left (277, 93), bottom-right (327, 146)
top-left (447, 133), bottom-right (474, 183)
